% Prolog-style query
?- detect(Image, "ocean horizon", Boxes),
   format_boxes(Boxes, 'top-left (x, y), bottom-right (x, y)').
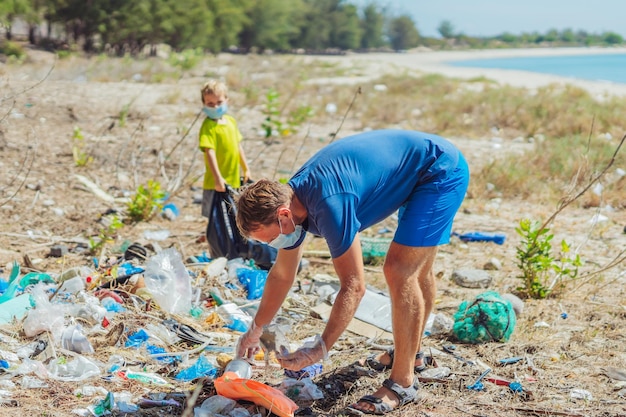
top-left (447, 53), bottom-right (626, 85)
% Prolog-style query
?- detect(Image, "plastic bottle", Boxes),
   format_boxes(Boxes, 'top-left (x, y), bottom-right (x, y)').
top-left (224, 359), bottom-right (252, 379)
top-left (57, 266), bottom-right (94, 283)
top-left (59, 276), bottom-right (85, 294)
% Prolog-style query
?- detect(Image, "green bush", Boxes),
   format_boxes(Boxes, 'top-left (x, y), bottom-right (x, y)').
top-left (0, 41), bottom-right (25, 59)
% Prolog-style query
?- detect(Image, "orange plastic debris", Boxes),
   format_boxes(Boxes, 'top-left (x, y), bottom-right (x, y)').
top-left (214, 372), bottom-right (298, 417)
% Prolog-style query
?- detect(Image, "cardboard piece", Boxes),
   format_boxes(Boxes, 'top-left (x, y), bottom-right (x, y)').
top-left (311, 302), bottom-right (393, 340)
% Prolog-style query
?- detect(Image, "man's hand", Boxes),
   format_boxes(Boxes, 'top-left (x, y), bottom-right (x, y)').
top-left (236, 320), bottom-right (263, 359)
top-left (277, 334), bottom-right (327, 371)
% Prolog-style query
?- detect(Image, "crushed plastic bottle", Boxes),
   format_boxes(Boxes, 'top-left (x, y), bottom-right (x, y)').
top-left (224, 359), bottom-right (252, 379)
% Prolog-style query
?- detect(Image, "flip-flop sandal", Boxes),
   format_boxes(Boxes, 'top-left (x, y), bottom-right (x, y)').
top-left (345, 377), bottom-right (420, 415)
top-left (365, 349), bottom-right (434, 373)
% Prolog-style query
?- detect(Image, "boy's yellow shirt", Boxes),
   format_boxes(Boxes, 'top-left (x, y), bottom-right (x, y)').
top-left (198, 114), bottom-right (243, 190)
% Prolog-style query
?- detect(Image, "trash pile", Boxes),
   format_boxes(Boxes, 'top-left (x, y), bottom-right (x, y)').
top-left (0, 242), bottom-right (325, 416)
top-left (0, 232), bottom-right (534, 417)
top-left (3, 233), bottom-right (622, 416)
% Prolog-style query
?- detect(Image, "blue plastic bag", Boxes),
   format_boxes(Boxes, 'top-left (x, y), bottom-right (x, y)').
top-left (175, 355), bottom-right (218, 381)
top-left (237, 268), bottom-right (268, 300)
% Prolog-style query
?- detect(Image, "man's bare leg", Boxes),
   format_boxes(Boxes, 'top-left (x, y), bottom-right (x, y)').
top-left (349, 245), bottom-right (438, 413)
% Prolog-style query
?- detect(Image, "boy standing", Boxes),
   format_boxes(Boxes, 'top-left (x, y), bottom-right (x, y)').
top-left (199, 79), bottom-right (250, 197)
top-left (199, 80), bottom-right (277, 269)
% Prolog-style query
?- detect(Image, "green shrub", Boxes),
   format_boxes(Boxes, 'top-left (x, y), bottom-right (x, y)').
top-left (515, 219), bottom-right (583, 299)
top-left (0, 41), bottom-right (25, 59)
top-left (126, 180), bottom-right (166, 222)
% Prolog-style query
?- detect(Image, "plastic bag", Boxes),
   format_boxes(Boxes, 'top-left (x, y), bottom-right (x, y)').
top-left (206, 188), bottom-right (277, 270)
top-left (143, 248), bottom-right (192, 315)
top-left (194, 395), bottom-right (236, 416)
top-left (60, 324), bottom-right (94, 354)
top-left (215, 372), bottom-right (298, 417)
top-left (236, 268), bottom-right (268, 300)
top-left (206, 190), bottom-right (248, 260)
top-left (175, 355), bottom-right (218, 381)
top-left (23, 284), bottom-right (67, 339)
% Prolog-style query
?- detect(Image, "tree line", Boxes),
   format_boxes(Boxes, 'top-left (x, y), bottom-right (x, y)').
top-left (0, 0), bottom-right (623, 56)
top-left (0, 0), bottom-right (419, 54)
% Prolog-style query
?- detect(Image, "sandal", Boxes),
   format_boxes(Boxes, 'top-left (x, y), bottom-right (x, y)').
top-left (345, 377), bottom-right (420, 415)
top-left (365, 349), bottom-right (434, 373)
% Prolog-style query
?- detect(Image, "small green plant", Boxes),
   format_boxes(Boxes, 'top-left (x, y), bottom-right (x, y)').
top-left (89, 214), bottom-right (123, 254)
top-left (262, 88), bottom-right (284, 137)
top-left (71, 126), bottom-right (93, 166)
top-left (56, 50), bottom-right (72, 59)
top-left (168, 48), bottom-right (203, 71)
top-left (118, 104), bottom-right (130, 127)
top-left (261, 88), bottom-right (313, 138)
top-left (126, 180), bottom-right (166, 222)
top-left (515, 219), bottom-right (582, 299)
top-left (0, 40), bottom-right (25, 59)
top-left (286, 105), bottom-right (314, 134)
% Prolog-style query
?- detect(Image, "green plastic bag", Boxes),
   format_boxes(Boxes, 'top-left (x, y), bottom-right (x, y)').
top-left (452, 291), bottom-right (516, 344)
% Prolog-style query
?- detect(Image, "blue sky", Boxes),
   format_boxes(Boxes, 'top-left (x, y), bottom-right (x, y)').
top-left (352, 0), bottom-right (626, 38)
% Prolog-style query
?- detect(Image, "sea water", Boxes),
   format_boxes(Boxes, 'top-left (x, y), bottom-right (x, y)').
top-left (449, 53), bottom-right (626, 84)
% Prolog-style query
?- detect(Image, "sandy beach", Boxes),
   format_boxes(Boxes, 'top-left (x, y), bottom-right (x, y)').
top-left (320, 47), bottom-right (626, 98)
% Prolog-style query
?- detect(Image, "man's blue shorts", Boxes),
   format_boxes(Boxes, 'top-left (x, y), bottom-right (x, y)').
top-left (395, 154), bottom-right (469, 247)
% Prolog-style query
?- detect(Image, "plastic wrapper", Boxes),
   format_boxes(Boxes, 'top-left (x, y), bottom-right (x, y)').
top-left (143, 248), bottom-right (192, 315)
top-left (47, 356), bottom-right (101, 382)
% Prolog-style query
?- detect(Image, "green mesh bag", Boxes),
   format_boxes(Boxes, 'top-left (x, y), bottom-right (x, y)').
top-left (452, 291), bottom-right (516, 344)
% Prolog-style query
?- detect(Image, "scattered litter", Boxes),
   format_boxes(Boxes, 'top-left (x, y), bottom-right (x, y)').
top-left (499, 356), bottom-right (524, 365)
top-left (570, 388), bottom-right (593, 401)
top-left (467, 368), bottom-right (491, 391)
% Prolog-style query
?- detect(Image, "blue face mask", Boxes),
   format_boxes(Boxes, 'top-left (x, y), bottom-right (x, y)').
top-left (269, 218), bottom-right (304, 249)
top-left (203, 103), bottom-right (228, 119)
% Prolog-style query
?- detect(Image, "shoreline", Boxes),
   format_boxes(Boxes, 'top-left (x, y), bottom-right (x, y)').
top-left (329, 47), bottom-right (626, 98)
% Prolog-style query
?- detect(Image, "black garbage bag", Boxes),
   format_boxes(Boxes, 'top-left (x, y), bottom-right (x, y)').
top-left (206, 187), bottom-right (277, 270)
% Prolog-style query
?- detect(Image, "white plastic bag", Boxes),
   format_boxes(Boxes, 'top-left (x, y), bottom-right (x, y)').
top-left (143, 248), bottom-right (192, 315)
top-left (23, 284), bottom-right (67, 339)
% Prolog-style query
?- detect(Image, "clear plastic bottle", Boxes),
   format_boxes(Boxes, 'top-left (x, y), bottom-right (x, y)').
top-left (59, 276), bottom-right (85, 294)
top-left (224, 358), bottom-right (252, 379)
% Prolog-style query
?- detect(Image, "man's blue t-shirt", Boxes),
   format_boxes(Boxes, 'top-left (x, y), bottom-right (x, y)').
top-left (287, 129), bottom-right (461, 258)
